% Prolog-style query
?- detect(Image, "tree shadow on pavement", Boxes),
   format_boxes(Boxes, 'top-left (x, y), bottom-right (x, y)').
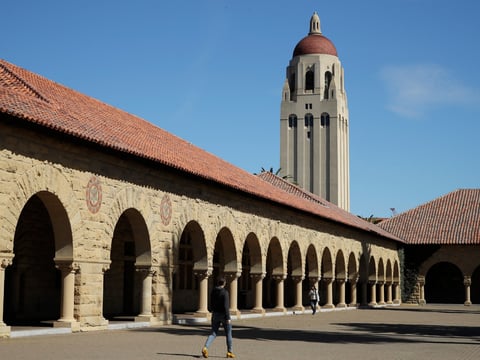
top-left (135, 321), bottom-right (480, 346)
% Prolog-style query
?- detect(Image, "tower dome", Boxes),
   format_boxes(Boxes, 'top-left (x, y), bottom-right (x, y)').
top-left (292, 12), bottom-right (337, 57)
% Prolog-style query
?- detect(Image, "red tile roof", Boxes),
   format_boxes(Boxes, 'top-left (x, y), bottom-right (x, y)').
top-left (0, 59), bottom-right (400, 242)
top-left (378, 189), bottom-right (480, 245)
top-left (257, 171), bottom-right (401, 240)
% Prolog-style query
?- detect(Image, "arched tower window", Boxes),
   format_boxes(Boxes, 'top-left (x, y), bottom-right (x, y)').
top-left (288, 114), bottom-right (298, 128)
top-left (324, 71), bottom-right (332, 99)
top-left (305, 113), bottom-right (313, 140)
top-left (304, 113), bottom-right (313, 128)
top-left (321, 113), bottom-right (330, 127)
top-left (289, 73), bottom-right (296, 93)
top-left (305, 70), bottom-right (314, 91)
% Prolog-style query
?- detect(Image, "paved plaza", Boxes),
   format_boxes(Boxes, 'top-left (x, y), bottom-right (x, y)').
top-left (1, 305), bottom-right (479, 360)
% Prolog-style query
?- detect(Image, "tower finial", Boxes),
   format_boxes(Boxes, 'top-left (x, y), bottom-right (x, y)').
top-left (309, 11), bottom-right (321, 35)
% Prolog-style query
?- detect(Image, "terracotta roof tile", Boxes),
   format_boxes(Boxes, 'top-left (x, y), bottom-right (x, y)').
top-left (0, 59), bottom-right (401, 242)
top-left (378, 189), bottom-right (480, 245)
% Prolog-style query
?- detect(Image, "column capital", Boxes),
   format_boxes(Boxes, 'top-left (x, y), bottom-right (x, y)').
top-left (464, 276), bottom-right (472, 286)
top-left (250, 272), bottom-right (266, 281)
top-left (225, 271), bottom-right (241, 281)
top-left (336, 278), bottom-right (346, 284)
top-left (55, 261), bottom-right (80, 273)
top-left (0, 257), bottom-right (13, 269)
top-left (272, 274), bottom-right (286, 281)
top-left (136, 266), bottom-right (156, 276)
top-left (417, 275), bottom-right (425, 286)
top-left (291, 275), bottom-right (304, 282)
top-left (193, 269), bottom-right (212, 280)
top-left (322, 277), bottom-right (333, 284)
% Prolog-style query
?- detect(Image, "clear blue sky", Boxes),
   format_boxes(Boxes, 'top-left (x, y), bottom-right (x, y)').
top-left (3, 0), bottom-right (480, 218)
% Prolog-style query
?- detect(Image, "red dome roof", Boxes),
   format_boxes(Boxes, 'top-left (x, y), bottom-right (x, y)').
top-left (293, 34), bottom-right (337, 57)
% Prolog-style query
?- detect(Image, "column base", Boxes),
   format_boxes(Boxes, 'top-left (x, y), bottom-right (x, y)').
top-left (251, 307), bottom-right (265, 315)
top-left (368, 302), bottom-right (377, 307)
top-left (194, 311), bottom-right (210, 319)
top-left (418, 299), bottom-right (426, 305)
top-left (336, 303), bottom-right (347, 308)
top-left (135, 315), bottom-right (153, 323)
top-left (348, 303), bottom-right (358, 308)
top-left (54, 320), bottom-right (81, 332)
top-left (464, 301), bottom-right (472, 306)
top-left (273, 307), bottom-right (286, 313)
top-left (0, 323), bottom-right (11, 339)
top-left (322, 304), bottom-right (335, 309)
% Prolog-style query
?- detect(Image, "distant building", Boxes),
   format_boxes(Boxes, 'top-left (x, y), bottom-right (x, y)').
top-left (280, 12), bottom-right (350, 211)
top-left (379, 189), bottom-right (480, 305)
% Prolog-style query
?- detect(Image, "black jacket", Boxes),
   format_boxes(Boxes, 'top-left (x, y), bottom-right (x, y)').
top-left (210, 286), bottom-right (231, 320)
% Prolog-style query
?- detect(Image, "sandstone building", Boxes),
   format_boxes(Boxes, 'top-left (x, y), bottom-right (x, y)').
top-left (0, 14), bottom-right (401, 338)
top-left (378, 189), bottom-right (480, 305)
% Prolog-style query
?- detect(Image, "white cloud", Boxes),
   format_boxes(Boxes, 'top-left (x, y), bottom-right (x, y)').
top-left (380, 64), bottom-right (479, 118)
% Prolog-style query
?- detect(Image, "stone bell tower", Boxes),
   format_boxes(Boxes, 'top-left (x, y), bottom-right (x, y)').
top-left (280, 12), bottom-right (350, 211)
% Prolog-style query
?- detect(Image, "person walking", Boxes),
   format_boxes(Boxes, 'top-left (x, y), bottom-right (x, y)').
top-left (202, 277), bottom-right (235, 358)
top-left (309, 284), bottom-right (319, 315)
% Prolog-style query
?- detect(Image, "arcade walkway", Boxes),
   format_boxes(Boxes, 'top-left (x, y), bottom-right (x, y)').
top-left (1, 305), bottom-right (479, 360)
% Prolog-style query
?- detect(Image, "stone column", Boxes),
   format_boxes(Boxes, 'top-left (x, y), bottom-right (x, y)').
top-left (323, 278), bottom-right (334, 309)
top-left (386, 282), bottom-right (393, 304)
top-left (368, 281), bottom-right (377, 306)
top-left (251, 273), bottom-right (265, 314)
top-left (194, 270), bottom-right (211, 317)
top-left (273, 275), bottom-right (286, 313)
top-left (349, 276), bottom-right (358, 307)
top-left (393, 282), bottom-right (401, 304)
top-left (337, 279), bottom-right (347, 308)
top-left (55, 262), bottom-right (79, 327)
top-left (0, 257), bottom-right (13, 338)
top-left (464, 276), bottom-right (472, 306)
top-left (378, 281), bottom-right (385, 305)
top-left (292, 276), bottom-right (304, 312)
top-left (136, 267), bottom-right (155, 320)
top-left (226, 272), bottom-right (241, 317)
top-left (418, 276), bottom-right (426, 305)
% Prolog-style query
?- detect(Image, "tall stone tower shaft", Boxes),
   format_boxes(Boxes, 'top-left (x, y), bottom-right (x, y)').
top-left (280, 12), bottom-right (350, 211)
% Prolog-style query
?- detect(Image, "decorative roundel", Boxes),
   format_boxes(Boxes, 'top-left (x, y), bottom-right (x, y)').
top-left (160, 194), bottom-right (172, 226)
top-left (86, 176), bottom-right (102, 214)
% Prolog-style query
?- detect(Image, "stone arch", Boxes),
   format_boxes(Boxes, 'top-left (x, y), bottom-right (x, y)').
top-left (347, 252), bottom-right (358, 305)
top-left (393, 260), bottom-right (400, 283)
top-left (103, 208), bottom-right (151, 318)
top-left (2, 165), bottom-right (77, 259)
top-left (377, 258), bottom-right (385, 283)
top-left (425, 262), bottom-right (464, 304)
top-left (285, 241), bottom-right (302, 307)
top-left (368, 256), bottom-right (377, 281)
top-left (213, 227), bottom-right (238, 277)
top-left (347, 252), bottom-right (358, 280)
top-left (238, 232), bottom-right (263, 309)
top-left (335, 250), bottom-right (346, 280)
top-left (321, 247), bottom-right (333, 278)
top-left (263, 237), bottom-right (284, 309)
top-left (320, 247), bottom-right (333, 306)
top-left (334, 250), bottom-right (346, 305)
top-left (172, 220), bottom-right (207, 313)
top-left (386, 259), bottom-right (393, 284)
top-left (106, 187), bottom-right (156, 262)
top-left (5, 191), bottom-right (72, 324)
top-left (305, 244), bottom-right (319, 280)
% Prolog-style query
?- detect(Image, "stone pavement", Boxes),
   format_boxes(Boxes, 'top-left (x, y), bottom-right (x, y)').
top-left (1, 305), bottom-right (480, 360)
